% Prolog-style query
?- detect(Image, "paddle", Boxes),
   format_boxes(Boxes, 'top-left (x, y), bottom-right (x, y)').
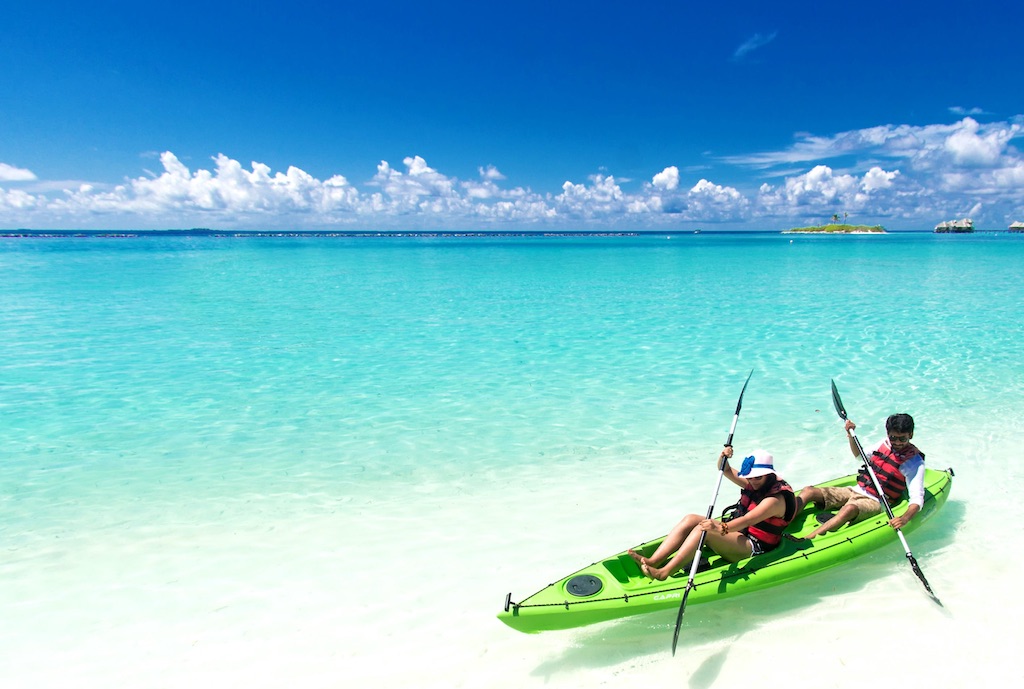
top-left (830, 379), bottom-right (942, 606)
top-left (670, 369), bottom-right (753, 656)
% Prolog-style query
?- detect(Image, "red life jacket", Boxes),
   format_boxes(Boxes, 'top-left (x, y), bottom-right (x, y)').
top-left (737, 478), bottom-right (796, 548)
top-left (857, 442), bottom-right (923, 502)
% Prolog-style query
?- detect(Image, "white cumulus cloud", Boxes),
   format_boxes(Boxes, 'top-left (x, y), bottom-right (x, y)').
top-left (51, 152), bottom-right (362, 220)
top-left (0, 187), bottom-right (42, 211)
top-left (757, 165), bottom-right (907, 220)
top-left (652, 166), bottom-right (680, 191)
top-left (862, 166), bottom-right (899, 192)
top-left (0, 163), bottom-right (38, 182)
top-left (554, 175), bottom-right (627, 218)
top-left (943, 117), bottom-right (1015, 166)
top-left (684, 179), bottom-right (749, 221)
top-left (4, 113), bottom-right (1022, 231)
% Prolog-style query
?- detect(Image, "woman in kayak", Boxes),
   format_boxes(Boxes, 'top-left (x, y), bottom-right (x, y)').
top-left (629, 447), bottom-right (797, 581)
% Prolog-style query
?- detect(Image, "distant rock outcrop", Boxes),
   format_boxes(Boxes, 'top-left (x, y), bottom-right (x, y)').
top-left (934, 218), bottom-right (974, 233)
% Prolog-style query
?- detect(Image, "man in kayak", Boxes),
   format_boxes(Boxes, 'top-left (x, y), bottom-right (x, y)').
top-left (629, 447), bottom-right (797, 581)
top-left (798, 413), bottom-right (925, 539)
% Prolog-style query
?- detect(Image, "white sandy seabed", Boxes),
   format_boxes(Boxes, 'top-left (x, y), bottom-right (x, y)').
top-left (1, 425), bottom-right (1018, 689)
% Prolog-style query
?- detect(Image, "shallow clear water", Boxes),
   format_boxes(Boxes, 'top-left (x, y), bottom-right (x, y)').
top-left (1, 233), bottom-right (1022, 687)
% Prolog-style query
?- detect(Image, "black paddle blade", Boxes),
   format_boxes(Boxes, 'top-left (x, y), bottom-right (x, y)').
top-left (830, 379), bottom-right (848, 420)
top-left (909, 554), bottom-right (944, 607)
top-left (670, 584), bottom-right (695, 656)
top-left (734, 369), bottom-right (754, 416)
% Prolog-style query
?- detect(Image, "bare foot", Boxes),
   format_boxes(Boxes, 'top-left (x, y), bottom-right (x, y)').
top-left (806, 519), bottom-right (840, 539)
top-left (641, 562), bottom-right (669, 581)
top-left (627, 549), bottom-right (645, 567)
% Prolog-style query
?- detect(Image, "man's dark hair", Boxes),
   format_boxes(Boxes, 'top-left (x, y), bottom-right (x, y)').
top-left (886, 413), bottom-right (915, 435)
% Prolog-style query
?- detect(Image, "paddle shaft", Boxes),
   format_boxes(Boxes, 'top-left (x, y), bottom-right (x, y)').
top-left (671, 371), bottom-right (751, 655)
top-left (830, 381), bottom-right (941, 605)
top-left (844, 425), bottom-right (897, 521)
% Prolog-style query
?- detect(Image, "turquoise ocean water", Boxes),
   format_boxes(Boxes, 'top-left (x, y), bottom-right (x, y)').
top-left (2, 233), bottom-right (1022, 688)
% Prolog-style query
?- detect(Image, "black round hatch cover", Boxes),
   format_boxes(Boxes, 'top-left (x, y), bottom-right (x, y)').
top-left (566, 574), bottom-right (603, 597)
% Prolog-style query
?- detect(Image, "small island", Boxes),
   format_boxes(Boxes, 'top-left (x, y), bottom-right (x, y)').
top-left (783, 224), bottom-right (886, 234)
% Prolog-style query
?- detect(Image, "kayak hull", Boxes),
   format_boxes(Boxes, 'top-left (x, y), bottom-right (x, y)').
top-left (498, 467), bottom-right (952, 633)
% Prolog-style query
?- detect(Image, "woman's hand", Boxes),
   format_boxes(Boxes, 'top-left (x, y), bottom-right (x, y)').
top-left (700, 519), bottom-right (728, 534)
top-left (718, 445), bottom-right (734, 469)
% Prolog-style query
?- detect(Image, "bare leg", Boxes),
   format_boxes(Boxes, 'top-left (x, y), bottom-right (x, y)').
top-left (702, 530), bottom-right (754, 563)
top-left (637, 514), bottom-right (702, 569)
top-left (796, 486), bottom-right (824, 515)
top-left (806, 503), bottom-right (859, 539)
top-left (642, 524), bottom-right (710, 580)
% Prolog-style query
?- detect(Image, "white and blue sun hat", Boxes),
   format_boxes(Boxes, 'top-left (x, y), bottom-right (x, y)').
top-left (736, 449), bottom-right (778, 478)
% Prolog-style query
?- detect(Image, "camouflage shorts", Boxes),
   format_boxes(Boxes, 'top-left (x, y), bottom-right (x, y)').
top-left (817, 486), bottom-right (882, 520)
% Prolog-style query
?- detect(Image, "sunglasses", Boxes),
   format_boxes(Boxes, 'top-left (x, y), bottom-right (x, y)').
top-left (888, 434), bottom-right (911, 443)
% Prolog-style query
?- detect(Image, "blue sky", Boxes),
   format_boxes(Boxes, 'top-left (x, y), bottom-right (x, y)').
top-left (2, 0), bottom-right (1022, 231)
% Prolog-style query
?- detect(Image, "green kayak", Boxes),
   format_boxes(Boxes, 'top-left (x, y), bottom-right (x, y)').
top-left (499, 467), bottom-right (953, 633)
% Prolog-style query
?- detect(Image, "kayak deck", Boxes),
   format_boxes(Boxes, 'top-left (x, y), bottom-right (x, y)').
top-left (498, 467), bottom-right (953, 633)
